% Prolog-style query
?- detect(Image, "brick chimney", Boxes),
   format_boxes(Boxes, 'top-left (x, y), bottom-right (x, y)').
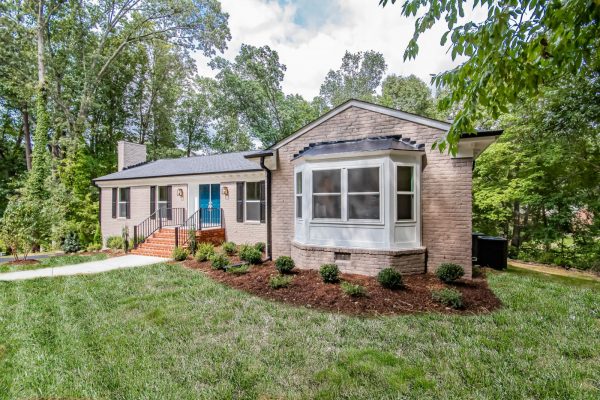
top-left (117, 141), bottom-right (147, 171)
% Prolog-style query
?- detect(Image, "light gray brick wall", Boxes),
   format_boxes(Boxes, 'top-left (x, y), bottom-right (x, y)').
top-left (118, 141), bottom-right (147, 171)
top-left (220, 181), bottom-right (267, 245)
top-left (272, 106), bottom-right (473, 278)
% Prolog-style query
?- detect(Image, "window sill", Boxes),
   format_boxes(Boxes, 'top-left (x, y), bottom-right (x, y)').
top-left (244, 220), bottom-right (263, 225)
top-left (309, 219), bottom-right (385, 227)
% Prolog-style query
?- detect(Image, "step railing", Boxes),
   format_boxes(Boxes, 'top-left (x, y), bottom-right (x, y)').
top-left (133, 208), bottom-right (186, 249)
top-left (175, 208), bottom-right (224, 248)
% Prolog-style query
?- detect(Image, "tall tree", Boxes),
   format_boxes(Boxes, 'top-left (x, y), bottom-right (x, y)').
top-left (380, 0), bottom-right (600, 152)
top-left (318, 50), bottom-right (387, 108)
top-left (379, 74), bottom-right (438, 117)
top-left (177, 78), bottom-right (213, 157)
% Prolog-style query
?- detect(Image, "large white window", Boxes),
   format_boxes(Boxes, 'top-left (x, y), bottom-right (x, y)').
top-left (311, 167), bottom-right (381, 221)
top-left (312, 169), bottom-right (342, 219)
top-left (295, 171), bottom-right (302, 219)
top-left (396, 165), bottom-right (415, 221)
top-left (118, 188), bottom-right (129, 218)
top-left (245, 182), bottom-right (261, 222)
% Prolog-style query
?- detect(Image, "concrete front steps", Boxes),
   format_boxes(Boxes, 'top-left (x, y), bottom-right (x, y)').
top-left (131, 227), bottom-right (226, 257)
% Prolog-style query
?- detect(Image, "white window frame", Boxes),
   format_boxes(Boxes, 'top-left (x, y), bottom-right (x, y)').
top-left (157, 186), bottom-right (168, 215)
top-left (295, 171), bottom-right (303, 220)
top-left (394, 163), bottom-right (417, 223)
top-left (309, 161), bottom-right (384, 225)
top-left (118, 187), bottom-right (129, 219)
top-left (245, 181), bottom-right (261, 223)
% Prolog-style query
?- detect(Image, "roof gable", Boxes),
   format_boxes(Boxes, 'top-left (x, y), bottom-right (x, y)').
top-left (270, 99), bottom-right (451, 150)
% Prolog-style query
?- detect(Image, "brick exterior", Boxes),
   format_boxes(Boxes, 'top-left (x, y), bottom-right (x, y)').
top-left (117, 141), bottom-right (147, 171)
top-left (271, 106), bottom-right (473, 278)
top-left (220, 181), bottom-right (268, 245)
top-left (291, 241), bottom-right (426, 276)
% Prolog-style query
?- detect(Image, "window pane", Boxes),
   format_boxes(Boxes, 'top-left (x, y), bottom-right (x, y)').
top-left (246, 202), bottom-right (260, 221)
top-left (348, 194), bottom-right (380, 219)
top-left (313, 169), bottom-right (341, 193)
top-left (119, 188), bottom-right (129, 202)
top-left (158, 186), bottom-right (168, 201)
top-left (296, 196), bottom-right (302, 218)
top-left (119, 203), bottom-right (127, 218)
top-left (246, 182), bottom-right (260, 201)
top-left (296, 172), bottom-right (302, 194)
top-left (348, 167), bottom-right (379, 193)
top-left (397, 166), bottom-right (413, 192)
top-left (313, 195), bottom-right (341, 219)
top-left (397, 194), bottom-right (413, 220)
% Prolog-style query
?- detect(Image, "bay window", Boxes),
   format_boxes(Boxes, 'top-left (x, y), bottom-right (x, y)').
top-left (295, 171), bottom-right (303, 218)
top-left (396, 165), bottom-right (414, 221)
top-left (312, 169), bottom-right (341, 219)
top-left (348, 167), bottom-right (380, 220)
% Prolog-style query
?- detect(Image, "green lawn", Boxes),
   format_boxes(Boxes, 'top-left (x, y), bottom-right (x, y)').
top-left (0, 253), bottom-right (108, 273)
top-left (0, 264), bottom-right (598, 399)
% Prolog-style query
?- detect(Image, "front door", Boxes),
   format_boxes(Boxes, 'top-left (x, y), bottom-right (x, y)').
top-left (199, 184), bottom-right (221, 225)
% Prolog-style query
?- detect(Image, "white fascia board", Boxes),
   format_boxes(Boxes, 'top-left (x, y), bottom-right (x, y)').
top-left (94, 171), bottom-right (266, 188)
top-left (453, 136), bottom-right (499, 159)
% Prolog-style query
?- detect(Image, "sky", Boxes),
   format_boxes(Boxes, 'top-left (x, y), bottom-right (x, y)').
top-left (195, 0), bottom-right (480, 100)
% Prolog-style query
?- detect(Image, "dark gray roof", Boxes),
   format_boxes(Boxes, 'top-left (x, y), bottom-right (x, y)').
top-left (293, 135), bottom-right (424, 160)
top-left (94, 151), bottom-right (262, 182)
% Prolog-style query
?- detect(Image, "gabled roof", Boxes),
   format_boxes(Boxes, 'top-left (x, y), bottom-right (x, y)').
top-left (269, 99), bottom-right (453, 150)
top-left (292, 135), bottom-right (424, 160)
top-left (94, 151), bottom-right (262, 182)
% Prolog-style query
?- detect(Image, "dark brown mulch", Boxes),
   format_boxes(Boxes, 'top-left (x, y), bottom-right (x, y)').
top-left (4, 259), bottom-right (40, 266)
top-left (182, 258), bottom-right (502, 316)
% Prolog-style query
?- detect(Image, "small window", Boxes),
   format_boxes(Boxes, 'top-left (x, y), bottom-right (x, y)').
top-left (348, 167), bottom-right (380, 220)
top-left (246, 182), bottom-right (261, 222)
top-left (295, 171), bottom-right (302, 219)
top-left (312, 169), bottom-right (341, 219)
top-left (118, 188), bottom-right (129, 218)
top-left (396, 166), bottom-right (414, 221)
top-left (158, 186), bottom-right (168, 215)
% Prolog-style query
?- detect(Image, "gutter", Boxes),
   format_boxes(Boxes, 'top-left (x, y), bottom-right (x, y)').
top-left (259, 156), bottom-right (273, 261)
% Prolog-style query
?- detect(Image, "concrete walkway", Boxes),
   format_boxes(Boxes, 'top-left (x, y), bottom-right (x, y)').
top-left (0, 255), bottom-right (169, 281)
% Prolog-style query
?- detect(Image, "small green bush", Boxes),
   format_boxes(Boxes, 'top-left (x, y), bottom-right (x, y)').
top-left (210, 253), bottom-right (230, 270)
top-left (187, 229), bottom-right (198, 255)
top-left (341, 281), bottom-right (366, 297)
top-left (377, 268), bottom-right (404, 289)
top-left (254, 242), bottom-right (266, 252)
top-left (195, 242), bottom-right (215, 262)
top-left (227, 264), bottom-right (250, 275)
top-left (106, 236), bottom-right (123, 250)
top-left (86, 243), bottom-right (102, 252)
top-left (269, 274), bottom-right (293, 289)
top-left (436, 263), bottom-right (465, 283)
top-left (431, 288), bottom-right (463, 309)
top-left (320, 264), bottom-right (339, 283)
top-left (222, 241), bottom-right (237, 255)
top-left (172, 247), bottom-right (189, 261)
top-left (62, 232), bottom-right (81, 253)
top-left (275, 256), bottom-right (295, 274)
top-left (239, 244), bottom-right (262, 264)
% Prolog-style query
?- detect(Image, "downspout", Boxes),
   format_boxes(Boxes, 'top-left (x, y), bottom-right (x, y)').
top-left (259, 156), bottom-right (273, 261)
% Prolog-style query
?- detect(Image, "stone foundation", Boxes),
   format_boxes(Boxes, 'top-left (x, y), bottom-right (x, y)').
top-left (291, 241), bottom-right (426, 276)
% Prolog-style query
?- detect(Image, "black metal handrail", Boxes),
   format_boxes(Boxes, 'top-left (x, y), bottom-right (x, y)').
top-left (176, 208), bottom-right (224, 248)
top-left (133, 208), bottom-right (186, 249)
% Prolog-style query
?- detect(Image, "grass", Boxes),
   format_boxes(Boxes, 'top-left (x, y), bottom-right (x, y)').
top-left (0, 264), bottom-right (598, 399)
top-left (0, 253), bottom-right (108, 273)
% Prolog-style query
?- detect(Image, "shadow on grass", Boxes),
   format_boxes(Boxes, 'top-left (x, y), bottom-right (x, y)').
top-left (502, 265), bottom-right (600, 290)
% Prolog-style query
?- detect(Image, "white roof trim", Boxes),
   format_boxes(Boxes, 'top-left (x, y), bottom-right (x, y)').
top-left (270, 99), bottom-right (451, 150)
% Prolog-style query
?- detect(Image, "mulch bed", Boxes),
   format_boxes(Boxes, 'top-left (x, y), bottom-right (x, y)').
top-left (183, 258), bottom-right (502, 316)
top-left (3, 259), bottom-right (40, 266)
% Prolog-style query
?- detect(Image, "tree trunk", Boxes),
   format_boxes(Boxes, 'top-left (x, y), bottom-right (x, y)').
top-left (22, 105), bottom-right (32, 170)
top-left (37, 1), bottom-right (46, 90)
top-left (510, 201), bottom-right (521, 249)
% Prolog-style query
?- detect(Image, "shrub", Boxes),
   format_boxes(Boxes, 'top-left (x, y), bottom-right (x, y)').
top-left (239, 245), bottom-right (262, 264)
top-left (341, 281), bottom-right (366, 297)
top-left (275, 256), bottom-right (295, 274)
top-left (222, 241), bottom-right (237, 255)
top-left (210, 253), bottom-right (230, 270)
top-left (106, 236), bottom-right (123, 250)
top-left (431, 288), bottom-right (463, 309)
top-left (86, 243), bottom-right (102, 252)
top-left (436, 263), bottom-right (465, 283)
top-left (228, 264), bottom-right (250, 275)
top-left (62, 232), bottom-right (81, 253)
top-left (187, 229), bottom-right (198, 255)
top-left (320, 264), bottom-right (339, 283)
top-left (195, 242), bottom-right (215, 262)
top-left (269, 274), bottom-right (293, 289)
top-left (254, 242), bottom-right (266, 252)
top-left (172, 247), bottom-right (189, 261)
top-left (377, 268), bottom-right (404, 289)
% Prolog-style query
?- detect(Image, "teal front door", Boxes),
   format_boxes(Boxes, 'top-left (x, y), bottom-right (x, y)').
top-left (199, 184), bottom-right (221, 225)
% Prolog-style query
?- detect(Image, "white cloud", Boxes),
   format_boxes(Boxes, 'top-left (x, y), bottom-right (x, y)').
top-left (195, 0), bottom-right (481, 99)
